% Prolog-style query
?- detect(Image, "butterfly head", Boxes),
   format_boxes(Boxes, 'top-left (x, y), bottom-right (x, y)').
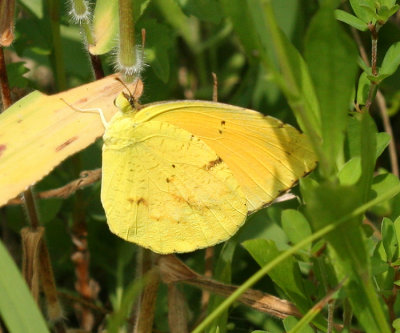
top-left (114, 78), bottom-right (143, 114)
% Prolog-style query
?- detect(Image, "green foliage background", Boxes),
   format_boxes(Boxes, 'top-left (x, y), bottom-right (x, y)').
top-left (3, 0), bottom-right (400, 332)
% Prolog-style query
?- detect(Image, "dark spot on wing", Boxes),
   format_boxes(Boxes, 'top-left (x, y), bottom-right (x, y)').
top-left (137, 197), bottom-right (148, 206)
top-left (218, 129), bottom-right (223, 134)
top-left (221, 120), bottom-right (226, 126)
top-left (0, 144), bottom-right (6, 157)
top-left (17, 119), bottom-right (23, 123)
top-left (127, 197), bottom-right (148, 206)
top-left (278, 123), bottom-right (285, 128)
top-left (203, 157), bottom-right (223, 170)
top-left (55, 136), bottom-right (78, 152)
top-left (166, 175), bottom-right (175, 183)
top-left (172, 164), bottom-right (176, 168)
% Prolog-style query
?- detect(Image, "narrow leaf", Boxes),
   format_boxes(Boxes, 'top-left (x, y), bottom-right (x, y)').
top-left (0, 241), bottom-right (50, 333)
top-left (335, 9), bottom-right (368, 31)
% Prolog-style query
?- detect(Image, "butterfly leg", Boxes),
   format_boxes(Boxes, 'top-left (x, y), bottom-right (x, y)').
top-left (59, 98), bottom-right (109, 128)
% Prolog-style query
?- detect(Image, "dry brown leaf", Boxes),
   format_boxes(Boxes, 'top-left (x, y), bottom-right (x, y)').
top-left (0, 74), bottom-right (142, 207)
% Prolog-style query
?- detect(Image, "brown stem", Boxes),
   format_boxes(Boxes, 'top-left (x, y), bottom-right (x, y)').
top-left (376, 91), bottom-right (399, 177)
top-left (368, 23), bottom-right (378, 77)
top-left (71, 215), bottom-right (97, 331)
top-left (133, 249), bottom-right (160, 333)
top-left (201, 247), bottom-right (214, 312)
top-left (21, 227), bottom-right (44, 302)
top-left (58, 291), bottom-right (111, 315)
top-left (89, 54), bottom-right (105, 80)
top-left (22, 189), bottom-right (40, 229)
top-left (212, 72), bottom-right (218, 102)
top-left (327, 299), bottom-right (336, 333)
top-left (39, 238), bottom-right (66, 333)
top-left (168, 284), bottom-right (188, 333)
top-left (364, 82), bottom-right (377, 111)
top-left (0, 48), bottom-right (11, 110)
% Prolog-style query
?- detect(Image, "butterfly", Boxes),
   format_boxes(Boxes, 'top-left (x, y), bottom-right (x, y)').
top-left (100, 85), bottom-right (317, 254)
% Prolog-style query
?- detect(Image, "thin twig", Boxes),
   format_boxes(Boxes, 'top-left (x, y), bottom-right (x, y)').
top-left (351, 26), bottom-right (399, 177)
top-left (6, 169), bottom-right (102, 205)
top-left (58, 291), bottom-right (111, 315)
top-left (376, 90), bottom-right (399, 176)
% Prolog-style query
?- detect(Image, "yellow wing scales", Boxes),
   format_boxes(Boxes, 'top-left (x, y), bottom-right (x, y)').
top-left (102, 115), bottom-right (247, 254)
top-left (134, 101), bottom-right (317, 212)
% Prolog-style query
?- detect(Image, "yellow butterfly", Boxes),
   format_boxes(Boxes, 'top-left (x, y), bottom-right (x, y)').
top-left (100, 90), bottom-right (317, 254)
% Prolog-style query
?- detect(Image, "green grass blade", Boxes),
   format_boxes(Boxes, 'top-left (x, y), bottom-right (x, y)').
top-left (0, 241), bottom-right (50, 333)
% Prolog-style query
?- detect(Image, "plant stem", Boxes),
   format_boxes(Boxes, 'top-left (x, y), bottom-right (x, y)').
top-left (0, 48), bottom-right (11, 111)
top-left (48, 0), bottom-right (67, 91)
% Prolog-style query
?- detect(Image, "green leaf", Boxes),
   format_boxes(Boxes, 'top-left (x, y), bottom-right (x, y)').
top-left (371, 255), bottom-right (390, 275)
top-left (303, 181), bottom-right (390, 333)
top-left (370, 172), bottom-right (400, 201)
top-left (338, 157), bottom-right (362, 186)
top-left (369, 171), bottom-right (400, 216)
top-left (374, 264), bottom-right (395, 294)
top-left (335, 9), bottom-right (368, 31)
top-left (345, 114), bottom-right (386, 161)
top-left (90, 0), bottom-right (119, 55)
top-left (139, 19), bottom-right (174, 82)
top-left (283, 316), bottom-right (314, 333)
top-left (175, 0), bottom-right (222, 23)
top-left (376, 132), bottom-right (391, 159)
top-left (380, 42), bottom-right (400, 77)
top-left (242, 239), bottom-right (311, 313)
top-left (379, 0), bottom-right (397, 7)
top-left (305, 6), bottom-right (358, 178)
top-left (6, 62), bottom-right (30, 88)
top-left (393, 318), bottom-right (400, 329)
top-left (376, 4), bottom-right (400, 22)
top-left (357, 72), bottom-right (372, 106)
top-left (133, 0), bottom-right (151, 22)
top-left (207, 241), bottom-right (236, 333)
top-left (0, 240), bottom-right (50, 333)
top-left (107, 271), bottom-right (149, 333)
top-left (281, 209), bottom-right (312, 252)
top-left (358, 113), bottom-right (378, 203)
top-left (393, 216), bottom-right (400, 252)
top-left (381, 217), bottom-right (399, 262)
top-left (350, 0), bottom-right (377, 23)
top-left (14, 18), bottom-right (51, 56)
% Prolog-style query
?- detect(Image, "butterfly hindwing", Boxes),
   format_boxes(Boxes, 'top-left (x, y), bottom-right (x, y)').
top-left (101, 114), bottom-right (247, 254)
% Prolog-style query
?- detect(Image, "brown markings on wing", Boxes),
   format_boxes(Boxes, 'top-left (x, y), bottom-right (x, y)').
top-left (0, 144), bottom-right (6, 158)
top-left (203, 157), bottom-right (223, 170)
top-left (219, 120), bottom-right (226, 134)
top-left (127, 197), bottom-right (148, 206)
top-left (55, 136), bottom-right (78, 152)
top-left (166, 175), bottom-right (176, 183)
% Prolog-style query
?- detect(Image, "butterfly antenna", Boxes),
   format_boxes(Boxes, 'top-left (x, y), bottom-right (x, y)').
top-left (115, 77), bottom-right (134, 98)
